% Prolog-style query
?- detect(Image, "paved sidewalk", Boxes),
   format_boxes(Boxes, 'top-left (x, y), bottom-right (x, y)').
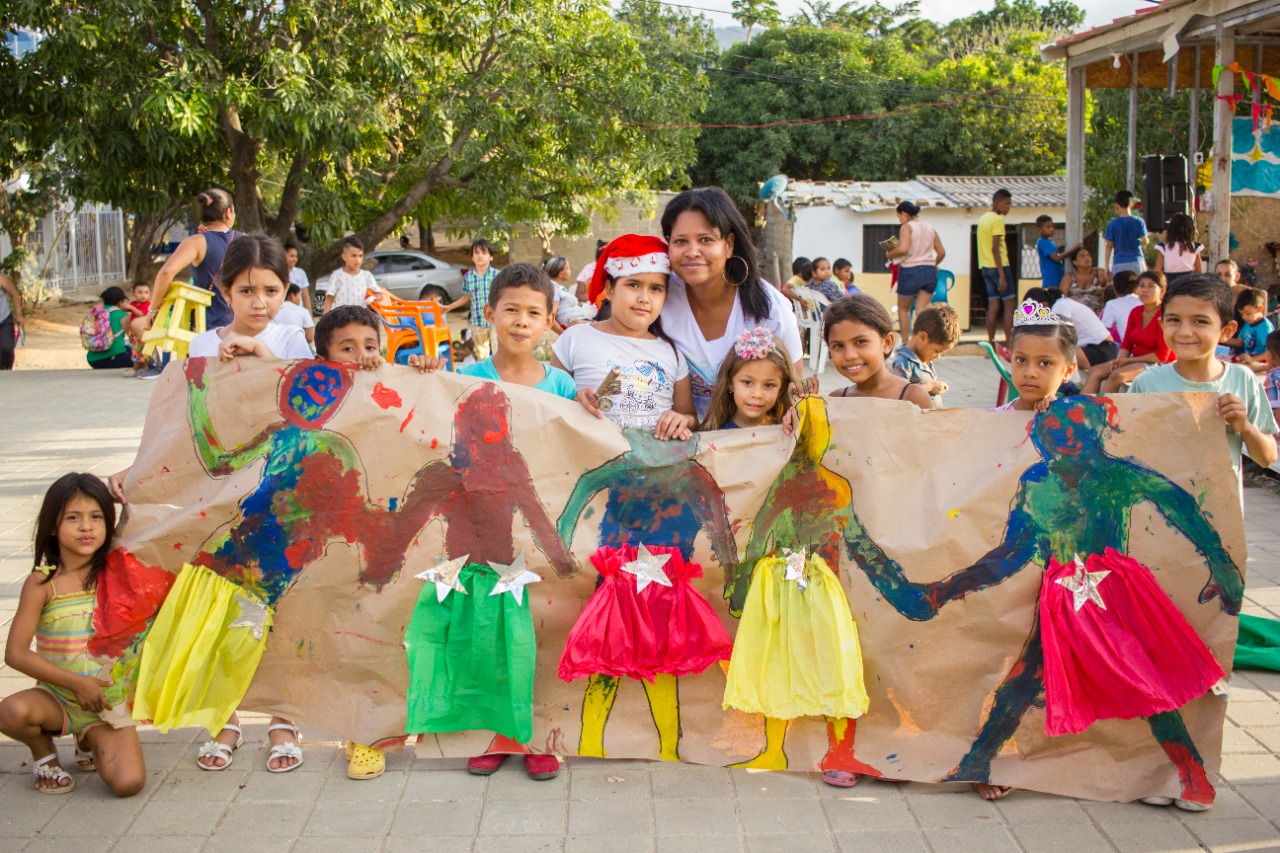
top-left (1, 360), bottom-right (1279, 853)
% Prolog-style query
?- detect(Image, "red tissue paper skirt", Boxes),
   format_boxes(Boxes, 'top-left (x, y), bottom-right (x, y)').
top-left (1040, 548), bottom-right (1225, 737)
top-left (558, 545), bottom-right (732, 683)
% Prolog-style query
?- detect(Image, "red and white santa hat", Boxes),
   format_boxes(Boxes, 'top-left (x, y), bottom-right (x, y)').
top-left (587, 234), bottom-right (671, 306)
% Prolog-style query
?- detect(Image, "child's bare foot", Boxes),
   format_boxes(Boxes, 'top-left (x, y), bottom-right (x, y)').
top-left (196, 718), bottom-right (243, 770)
top-left (972, 782), bottom-right (1011, 800)
top-left (266, 720), bottom-right (303, 772)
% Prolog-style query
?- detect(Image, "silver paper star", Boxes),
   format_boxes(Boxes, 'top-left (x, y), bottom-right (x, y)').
top-left (1055, 555), bottom-right (1111, 612)
top-left (621, 545), bottom-right (673, 592)
top-left (415, 554), bottom-right (470, 603)
top-left (230, 593), bottom-right (269, 640)
top-left (783, 547), bottom-right (809, 591)
top-left (488, 552), bottom-right (542, 605)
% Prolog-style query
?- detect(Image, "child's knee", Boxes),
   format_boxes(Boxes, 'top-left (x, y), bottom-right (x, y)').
top-left (105, 767), bottom-right (146, 798)
top-left (0, 693), bottom-right (42, 734)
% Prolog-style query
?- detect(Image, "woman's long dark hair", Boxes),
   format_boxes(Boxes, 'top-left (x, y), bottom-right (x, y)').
top-left (661, 187), bottom-right (770, 323)
top-left (32, 473), bottom-right (116, 588)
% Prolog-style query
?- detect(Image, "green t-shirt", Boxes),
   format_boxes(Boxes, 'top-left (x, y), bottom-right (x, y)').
top-left (976, 211), bottom-right (1009, 269)
top-left (1129, 362), bottom-right (1279, 481)
top-left (85, 306), bottom-right (129, 363)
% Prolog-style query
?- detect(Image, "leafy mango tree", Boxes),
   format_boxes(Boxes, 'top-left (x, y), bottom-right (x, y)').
top-left (3, 0), bottom-right (707, 274)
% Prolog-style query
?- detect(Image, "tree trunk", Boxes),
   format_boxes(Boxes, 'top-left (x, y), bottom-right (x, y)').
top-left (422, 219), bottom-right (435, 252)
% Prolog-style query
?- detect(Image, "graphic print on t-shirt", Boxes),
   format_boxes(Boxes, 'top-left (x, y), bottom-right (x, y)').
top-left (604, 358), bottom-right (675, 428)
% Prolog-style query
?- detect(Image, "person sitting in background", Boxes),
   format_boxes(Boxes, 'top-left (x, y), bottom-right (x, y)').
top-left (890, 303), bottom-right (960, 407)
top-left (1100, 270), bottom-right (1140, 342)
top-left (1230, 287), bottom-right (1275, 367)
top-left (832, 258), bottom-right (859, 295)
top-left (807, 257), bottom-right (845, 305)
top-left (85, 287), bottom-right (134, 371)
top-left (1060, 245), bottom-right (1108, 315)
top-left (542, 256), bottom-right (588, 332)
top-left (1025, 287), bottom-right (1117, 375)
top-left (781, 257), bottom-right (811, 301)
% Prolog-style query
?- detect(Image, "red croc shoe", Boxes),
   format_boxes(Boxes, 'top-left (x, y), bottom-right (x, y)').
top-left (466, 753), bottom-right (508, 776)
top-left (524, 754), bottom-right (560, 780)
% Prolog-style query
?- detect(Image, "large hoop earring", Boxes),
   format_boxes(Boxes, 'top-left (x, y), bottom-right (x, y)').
top-left (724, 255), bottom-right (749, 287)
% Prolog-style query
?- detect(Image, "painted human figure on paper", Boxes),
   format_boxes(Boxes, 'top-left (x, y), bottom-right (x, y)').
top-left (920, 398), bottom-right (1238, 805)
top-left (724, 396), bottom-right (909, 779)
top-left (557, 431), bottom-right (737, 760)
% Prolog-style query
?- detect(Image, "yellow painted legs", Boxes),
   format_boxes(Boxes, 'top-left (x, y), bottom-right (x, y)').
top-left (730, 716), bottom-right (790, 770)
top-left (579, 672), bottom-right (684, 761)
top-left (641, 673), bottom-right (681, 761)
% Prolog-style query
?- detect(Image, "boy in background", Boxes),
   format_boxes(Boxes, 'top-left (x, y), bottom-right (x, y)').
top-left (1101, 270), bottom-right (1141, 342)
top-left (323, 236), bottom-right (385, 314)
top-left (832, 258), bottom-right (858, 295)
top-left (445, 238), bottom-right (500, 359)
top-left (1229, 286), bottom-right (1274, 366)
top-left (977, 188), bottom-right (1015, 346)
top-left (285, 244), bottom-right (311, 313)
top-left (1103, 190), bottom-right (1148, 276)
top-left (782, 257), bottom-right (811, 301)
top-left (890, 303), bottom-right (960, 406)
top-left (123, 281), bottom-right (153, 373)
top-left (275, 283), bottom-right (316, 349)
top-left (1130, 274), bottom-right (1277, 485)
top-left (1035, 215), bottom-right (1080, 291)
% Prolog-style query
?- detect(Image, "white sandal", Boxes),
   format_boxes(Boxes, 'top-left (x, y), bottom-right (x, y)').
top-left (33, 753), bottom-right (75, 795)
top-left (266, 723), bottom-right (303, 773)
top-left (74, 736), bottom-right (96, 773)
top-left (197, 723), bottom-right (243, 771)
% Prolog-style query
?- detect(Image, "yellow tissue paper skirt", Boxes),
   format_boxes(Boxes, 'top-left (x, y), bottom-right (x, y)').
top-left (133, 564), bottom-right (272, 735)
top-left (723, 554), bottom-right (869, 720)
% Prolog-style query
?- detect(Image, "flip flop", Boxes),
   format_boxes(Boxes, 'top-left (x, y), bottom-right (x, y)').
top-left (972, 782), bottom-right (1012, 800)
top-left (196, 723), bottom-right (243, 771)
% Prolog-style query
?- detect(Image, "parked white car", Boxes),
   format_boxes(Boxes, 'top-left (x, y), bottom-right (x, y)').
top-left (313, 250), bottom-right (467, 313)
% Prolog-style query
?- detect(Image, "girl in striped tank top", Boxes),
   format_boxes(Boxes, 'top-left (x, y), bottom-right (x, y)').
top-left (0, 474), bottom-right (145, 796)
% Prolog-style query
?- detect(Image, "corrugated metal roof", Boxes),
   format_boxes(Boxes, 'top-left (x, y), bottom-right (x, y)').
top-left (779, 175), bottom-right (1072, 211)
top-left (916, 175), bottom-right (1071, 208)
top-left (782, 179), bottom-right (954, 212)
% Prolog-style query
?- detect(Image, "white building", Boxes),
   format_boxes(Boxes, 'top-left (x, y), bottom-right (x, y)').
top-left (761, 176), bottom-right (1089, 331)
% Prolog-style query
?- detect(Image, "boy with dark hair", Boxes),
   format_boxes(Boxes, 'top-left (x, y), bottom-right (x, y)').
top-left (1100, 270), bottom-right (1141, 342)
top-left (284, 244), bottom-right (310, 311)
top-left (1104, 190), bottom-right (1148, 276)
top-left (832, 258), bottom-right (858, 295)
top-left (275, 283), bottom-right (316, 347)
top-left (1230, 286), bottom-right (1274, 363)
top-left (977, 188), bottom-right (1015, 345)
top-left (323, 235), bottom-right (384, 314)
top-left (1130, 274), bottom-right (1278, 484)
top-left (890, 303), bottom-right (960, 405)
top-left (782, 256), bottom-right (812, 300)
top-left (444, 237), bottom-right (500, 359)
top-left (1034, 215), bottom-right (1080, 291)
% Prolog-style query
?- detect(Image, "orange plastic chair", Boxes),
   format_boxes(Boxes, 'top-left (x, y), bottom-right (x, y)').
top-left (370, 297), bottom-right (453, 369)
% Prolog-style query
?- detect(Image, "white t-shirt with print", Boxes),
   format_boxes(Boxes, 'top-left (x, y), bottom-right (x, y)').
top-left (327, 268), bottom-right (380, 308)
top-left (553, 324), bottom-right (689, 431)
top-left (660, 276), bottom-right (803, 417)
top-left (188, 323), bottom-right (313, 360)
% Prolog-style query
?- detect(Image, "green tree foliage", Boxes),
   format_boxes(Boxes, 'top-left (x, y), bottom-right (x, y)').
top-left (732, 0), bottom-right (782, 43)
top-left (2, 0), bottom-right (707, 271)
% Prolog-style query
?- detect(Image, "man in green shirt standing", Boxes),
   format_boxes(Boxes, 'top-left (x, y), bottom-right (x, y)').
top-left (976, 188), bottom-right (1014, 346)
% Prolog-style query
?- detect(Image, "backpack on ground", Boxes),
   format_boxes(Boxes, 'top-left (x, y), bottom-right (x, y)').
top-left (80, 305), bottom-right (117, 352)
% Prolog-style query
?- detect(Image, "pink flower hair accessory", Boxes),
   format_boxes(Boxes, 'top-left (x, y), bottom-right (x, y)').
top-left (734, 327), bottom-right (776, 360)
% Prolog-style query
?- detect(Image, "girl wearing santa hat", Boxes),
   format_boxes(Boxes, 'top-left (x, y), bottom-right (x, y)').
top-left (552, 234), bottom-right (697, 441)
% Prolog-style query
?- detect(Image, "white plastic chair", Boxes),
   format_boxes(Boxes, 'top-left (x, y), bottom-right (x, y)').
top-left (789, 286), bottom-right (830, 375)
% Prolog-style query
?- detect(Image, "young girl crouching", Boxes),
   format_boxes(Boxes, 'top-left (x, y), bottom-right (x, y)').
top-left (0, 474), bottom-right (145, 796)
top-left (699, 327), bottom-right (800, 430)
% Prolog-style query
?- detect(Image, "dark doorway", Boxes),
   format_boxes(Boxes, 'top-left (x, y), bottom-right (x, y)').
top-left (969, 224), bottom-right (1021, 329)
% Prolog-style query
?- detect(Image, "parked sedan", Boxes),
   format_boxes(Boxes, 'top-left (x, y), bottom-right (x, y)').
top-left (313, 250), bottom-right (467, 313)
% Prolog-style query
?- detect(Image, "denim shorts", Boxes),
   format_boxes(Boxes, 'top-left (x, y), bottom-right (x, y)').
top-left (1111, 259), bottom-right (1146, 275)
top-left (981, 267), bottom-right (1017, 300)
top-left (897, 265), bottom-right (937, 298)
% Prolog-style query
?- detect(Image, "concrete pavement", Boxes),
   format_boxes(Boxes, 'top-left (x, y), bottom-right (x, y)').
top-left (1, 358), bottom-right (1278, 853)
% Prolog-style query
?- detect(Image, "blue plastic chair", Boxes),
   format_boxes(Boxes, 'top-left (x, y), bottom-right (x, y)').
top-left (934, 269), bottom-right (954, 304)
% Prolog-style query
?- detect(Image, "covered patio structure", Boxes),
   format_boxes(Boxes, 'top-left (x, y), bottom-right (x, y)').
top-left (1042, 0), bottom-right (1280, 263)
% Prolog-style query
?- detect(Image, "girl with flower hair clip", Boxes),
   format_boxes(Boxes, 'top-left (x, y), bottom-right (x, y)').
top-left (699, 327), bottom-right (803, 430)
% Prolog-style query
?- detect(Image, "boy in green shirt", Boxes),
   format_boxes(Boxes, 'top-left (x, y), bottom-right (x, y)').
top-left (1130, 274), bottom-right (1278, 485)
top-left (976, 188), bottom-right (1014, 346)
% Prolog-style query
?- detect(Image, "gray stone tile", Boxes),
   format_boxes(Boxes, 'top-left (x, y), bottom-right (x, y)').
top-left (107, 837), bottom-right (207, 853)
top-left (654, 797), bottom-right (740, 835)
top-left (233, 766), bottom-right (327, 802)
top-left (650, 763), bottom-right (733, 799)
top-left (923, 826), bottom-right (1021, 853)
top-left (401, 766), bottom-right (488, 801)
top-left (901, 787), bottom-right (1004, 828)
top-left (33, 793), bottom-right (145, 837)
top-left (473, 836), bottom-right (564, 853)
top-left (1097, 818), bottom-right (1204, 853)
top-left (656, 836), bottom-right (744, 853)
top-left (834, 830), bottom-right (928, 853)
top-left (124, 798), bottom-right (225, 837)
top-left (729, 768), bottom-right (817, 799)
top-left (211, 801), bottom-right (312, 841)
top-left (304, 800), bottom-right (395, 837)
top-left (485, 764), bottom-right (569, 800)
top-left (391, 799), bottom-right (482, 837)
top-left (292, 839), bottom-right (380, 853)
top-left (744, 832), bottom-right (836, 853)
top-left (22, 839), bottom-right (114, 853)
top-left (1219, 753), bottom-right (1280, 785)
top-left (567, 797), bottom-right (652, 834)
top-left (821, 790), bottom-right (915, 831)
top-left (565, 835), bottom-right (655, 853)
top-left (737, 797), bottom-right (827, 835)
top-left (477, 798), bottom-right (566, 835)
top-left (568, 760), bottom-right (651, 800)
top-left (315, 769), bottom-right (408, 803)
top-left (993, 790), bottom-right (1089, 825)
top-left (1010, 822), bottom-right (1111, 852)
top-left (382, 837), bottom-right (474, 853)
top-left (1183, 816), bottom-right (1280, 851)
